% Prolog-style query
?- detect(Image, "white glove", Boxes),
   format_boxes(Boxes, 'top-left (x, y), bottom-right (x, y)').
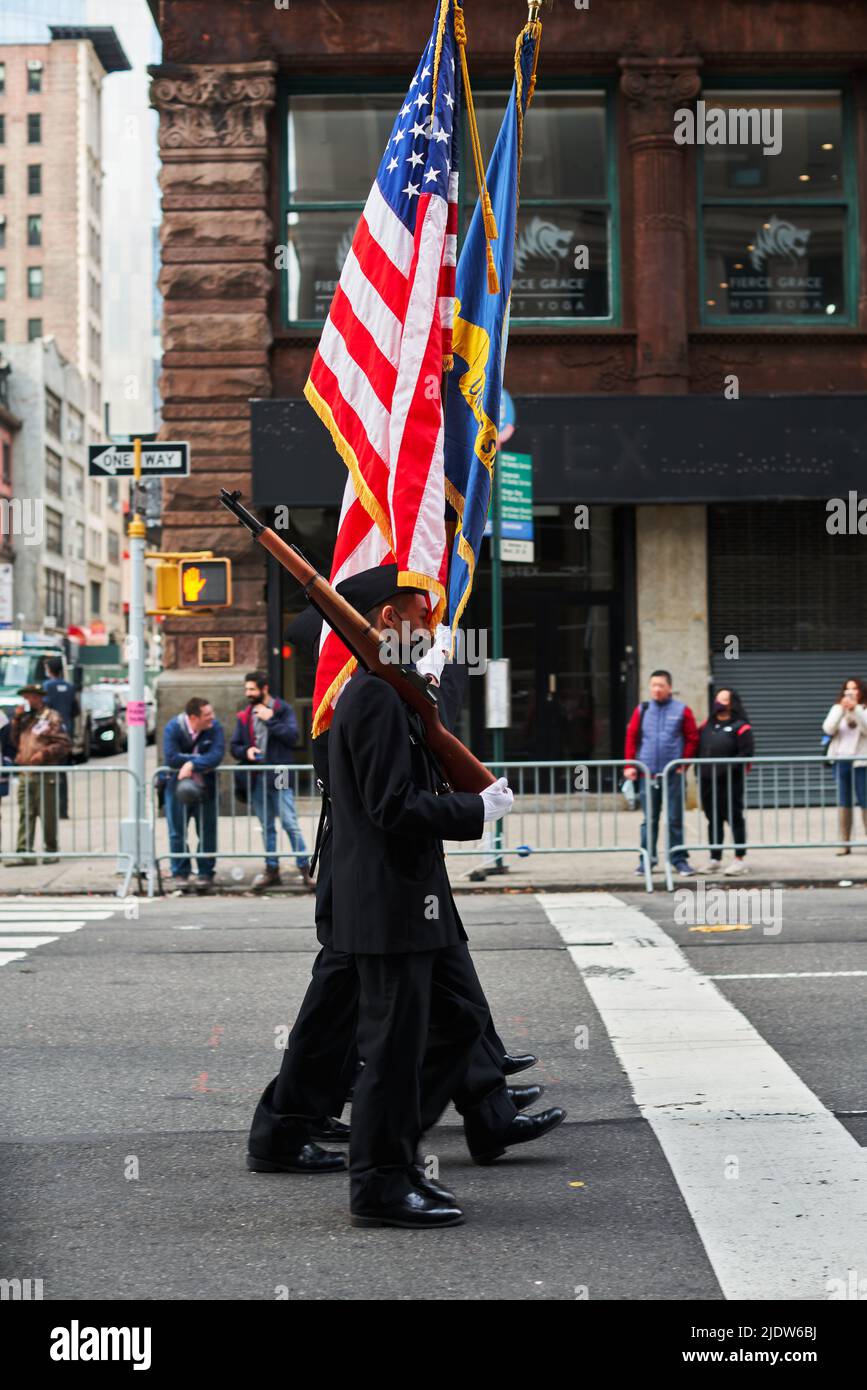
top-left (415, 622), bottom-right (452, 686)
top-left (480, 776), bottom-right (514, 823)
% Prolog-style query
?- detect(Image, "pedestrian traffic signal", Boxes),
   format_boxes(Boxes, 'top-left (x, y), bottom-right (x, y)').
top-left (155, 563), bottom-right (181, 611)
top-left (179, 559), bottom-right (232, 609)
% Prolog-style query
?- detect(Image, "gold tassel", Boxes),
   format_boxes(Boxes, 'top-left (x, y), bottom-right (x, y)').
top-left (442, 353), bottom-right (454, 373)
top-left (486, 245), bottom-right (500, 296)
top-left (482, 191), bottom-right (498, 242)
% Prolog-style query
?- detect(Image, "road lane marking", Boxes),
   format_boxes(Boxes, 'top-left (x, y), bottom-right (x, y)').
top-left (709, 970), bottom-right (867, 980)
top-left (538, 890), bottom-right (867, 1301)
top-left (0, 934), bottom-right (58, 949)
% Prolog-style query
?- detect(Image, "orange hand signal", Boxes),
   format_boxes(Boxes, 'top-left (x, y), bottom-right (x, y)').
top-left (182, 565), bottom-right (208, 603)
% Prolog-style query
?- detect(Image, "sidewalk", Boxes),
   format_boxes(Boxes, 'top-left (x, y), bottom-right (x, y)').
top-left (2, 836), bottom-right (867, 895)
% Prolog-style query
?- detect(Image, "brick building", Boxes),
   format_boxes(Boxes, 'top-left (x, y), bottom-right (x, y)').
top-left (148, 0), bottom-right (867, 760)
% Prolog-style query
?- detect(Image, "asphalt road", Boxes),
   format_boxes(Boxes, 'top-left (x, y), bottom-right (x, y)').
top-left (1, 886), bottom-right (866, 1301)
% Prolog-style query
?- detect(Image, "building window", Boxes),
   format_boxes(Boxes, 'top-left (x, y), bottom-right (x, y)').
top-left (45, 388), bottom-right (62, 438)
top-left (28, 318), bottom-right (42, 341)
top-left (0, 319), bottom-right (4, 343)
top-left (68, 462), bottom-right (84, 505)
top-left (27, 214), bottom-right (41, 247)
top-left (89, 325), bottom-right (101, 363)
top-left (107, 477), bottom-right (119, 510)
top-left (0, 268), bottom-right (5, 301)
top-left (2, 440), bottom-right (10, 482)
top-left (0, 64), bottom-right (5, 96)
top-left (0, 214), bottom-right (5, 249)
top-left (89, 376), bottom-right (100, 415)
top-left (90, 580), bottom-right (101, 616)
top-left (67, 406), bottom-right (84, 444)
top-left (27, 61), bottom-right (43, 95)
top-left (27, 114), bottom-right (41, 145)
top-left (90, 480), bottom-right (101, 512)
top-left (27, 266), bottom-right (43, 299)
top-left (280, 85), bottom-right (617, 327)
top-left (28, 164), bottom-right (41, 196)
top-left (69, 583), bottom-right (84, 625)
top-left (700, 88), bottom-right (855, 324)
top-left (0, 166), bottom-right (4, 196)
top-left (0, 115), bottom-right (4, 144)
top-left (108, 579), bottom-right (120, 613)
top-left (88, 527), bottom-right (102, 563)
top-left (45, 508), bottom-right (63, 555)
top-left (45, 447), bottom-right (62, 497)
top-left (107, 531), bottom-right (120, 565)
top-left (46, 570), bottom-right (65, 627)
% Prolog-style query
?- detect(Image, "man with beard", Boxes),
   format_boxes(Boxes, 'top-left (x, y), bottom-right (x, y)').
top-left (246, 566), bottom-right (565, 1229)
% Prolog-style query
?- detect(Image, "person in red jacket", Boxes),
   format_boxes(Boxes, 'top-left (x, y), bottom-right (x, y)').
top-left (624, 670), bottom-right (699, 877)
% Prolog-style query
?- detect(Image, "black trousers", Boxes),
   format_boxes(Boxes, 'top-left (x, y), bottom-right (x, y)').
top-left (350, 946), bottom-right (487, 1206)
top-left (700, 776), bottom-right (747, 860)
top-left (250, 942), bottom-right (516, 1168)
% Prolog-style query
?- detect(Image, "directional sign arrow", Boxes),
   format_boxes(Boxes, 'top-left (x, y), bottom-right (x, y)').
top-left (90, 446), bottom-right (123, 476)
top-left (88, 442), bottom-right (190, 478)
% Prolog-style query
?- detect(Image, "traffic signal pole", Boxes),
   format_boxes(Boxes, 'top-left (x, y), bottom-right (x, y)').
top-left (120, 437), bottom-right (150, 891)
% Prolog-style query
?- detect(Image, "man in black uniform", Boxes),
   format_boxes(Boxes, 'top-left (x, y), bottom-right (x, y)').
top-left (247, 569), bottom-right (565, 1221)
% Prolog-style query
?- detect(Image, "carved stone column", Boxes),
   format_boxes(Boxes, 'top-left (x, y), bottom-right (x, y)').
top-left (150, 61), bottom-right (276, 670)
top-left (619, 56), bottom-right (702, 394)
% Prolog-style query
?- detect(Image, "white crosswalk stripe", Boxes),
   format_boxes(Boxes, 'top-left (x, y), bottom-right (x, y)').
top-left (538, 890), bottom-right (867, 1302)
top-left (0, 897), bottom-right (126, 966)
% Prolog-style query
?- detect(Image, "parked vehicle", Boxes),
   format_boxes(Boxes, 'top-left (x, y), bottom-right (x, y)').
top-left (0, 629), bottom-right (89, 761)
top-left (82, 684), bottom-right (127, 756)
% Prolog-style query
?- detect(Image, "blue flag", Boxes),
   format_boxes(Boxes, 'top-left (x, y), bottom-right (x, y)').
top-left (443, 22), bottom-right (541, 634)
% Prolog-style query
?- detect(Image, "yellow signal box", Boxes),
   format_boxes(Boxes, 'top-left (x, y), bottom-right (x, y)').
top-left (155, 563), bottom-right (181, 611)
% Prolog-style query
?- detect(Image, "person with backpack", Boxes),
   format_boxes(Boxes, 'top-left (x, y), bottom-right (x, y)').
top-left (230, 671), bottom-right (313, 892)
top-left (623, 670), bottom-right (699, 877)
top-left (696, 688), bottom-right (754, 876)
top-left (162, 697), bottom-right (224, 893)
top-left (822, 676), bottom-right (867, 855)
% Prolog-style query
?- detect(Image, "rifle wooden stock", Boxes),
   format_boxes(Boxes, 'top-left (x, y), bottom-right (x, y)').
top-left (225, 500), bottom-right (495, 794)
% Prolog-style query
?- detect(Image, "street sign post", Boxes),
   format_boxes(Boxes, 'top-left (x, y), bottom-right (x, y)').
top-left (88, 442), bottom-right (190, 478)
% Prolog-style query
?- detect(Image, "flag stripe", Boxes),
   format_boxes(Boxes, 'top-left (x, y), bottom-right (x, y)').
top-left (328, 282), bottom-right (398, 410)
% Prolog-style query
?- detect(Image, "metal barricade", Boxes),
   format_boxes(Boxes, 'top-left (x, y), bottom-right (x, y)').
top-left (0, 764), bottom-right (142, 896)
top-left (150, 763), bottom-right (321, 895)
top-left (444, 759), bottom-right (655, 892)
top-left (660, 754), bottom-right (860, 891)
top-left (150, 759), bottom-right (656, 893)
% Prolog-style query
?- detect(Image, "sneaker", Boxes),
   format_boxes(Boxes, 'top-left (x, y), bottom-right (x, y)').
top-left (634, 863), bottom-right (647, 876)
top-left (697, 861), bottom-right (723, 874)
top-left (252, 867), bottom-right (282, 893)
top-left (674, 863), bottom-right (696, 877)
top-left (723, 859), bottom-right (748, 877)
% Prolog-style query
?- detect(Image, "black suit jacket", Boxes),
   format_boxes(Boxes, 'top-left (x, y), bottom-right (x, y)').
top-left (328, 670), bottom-right (484, 954)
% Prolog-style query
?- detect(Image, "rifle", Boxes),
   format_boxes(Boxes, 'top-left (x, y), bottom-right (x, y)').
top-left (219, 489), bottom-right (496, 794)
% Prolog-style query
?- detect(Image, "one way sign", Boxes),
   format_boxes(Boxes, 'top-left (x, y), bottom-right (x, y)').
top-left (88, 442), bottom-right (190, 478)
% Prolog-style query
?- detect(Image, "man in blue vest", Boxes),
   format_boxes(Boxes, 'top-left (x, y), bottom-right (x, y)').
top-left (624, 669), bottom-right (698, 877)
top-left (163, 697), bottom-right (224, 893)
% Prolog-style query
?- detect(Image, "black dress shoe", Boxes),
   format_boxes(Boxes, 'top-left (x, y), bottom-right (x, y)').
top-left (310, 1116), bottom-right (351, 1143)
top-left (502, 1052), bottom-right (538, 1076)
top-left (473, 1107), bottom-right (567, 1165)
top-left (507, 1083), bottom-right (544, 1111)
top-left (246, 1142), bottom-right (347, 1174)
top-left (411, 1165), bottom-right (456, 1205)
top-left (350, 1189), bottom-right (464, 1229)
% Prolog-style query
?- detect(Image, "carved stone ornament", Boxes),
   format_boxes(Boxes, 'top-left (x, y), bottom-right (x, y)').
top-left (150, 63), bottom-right (277, 153)
top-left (619, 58), bottom-right (702, 141)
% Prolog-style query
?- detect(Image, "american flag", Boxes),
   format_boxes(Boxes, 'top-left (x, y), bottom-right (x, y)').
top-left (303, 0), bottom-right (459, 735)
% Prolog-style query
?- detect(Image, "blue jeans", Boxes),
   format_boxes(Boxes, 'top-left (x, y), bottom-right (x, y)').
top-left (250, 775), bottom-right (309, 871)
top-left (165, 783), bottom-right (217, 879)
top-left (639, 769), bottom-right (689, 868)
top-left (833, 761), bottom-right (867, 809)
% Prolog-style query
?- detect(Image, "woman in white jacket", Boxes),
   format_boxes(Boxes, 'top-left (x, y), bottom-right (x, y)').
top-left (823, 677), bottom-right (867, 854)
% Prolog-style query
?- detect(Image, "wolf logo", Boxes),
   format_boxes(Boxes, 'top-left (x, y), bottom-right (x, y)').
top-left (335, 225), bottom-right (355, 274)
top-left (749, 216), bottom-right (810, 272)
top-left (514, 216), bottom-right (573, 272)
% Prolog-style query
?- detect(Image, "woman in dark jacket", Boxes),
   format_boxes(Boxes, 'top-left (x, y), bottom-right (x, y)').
top-left (697, 688), bottom-right (754, 876)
